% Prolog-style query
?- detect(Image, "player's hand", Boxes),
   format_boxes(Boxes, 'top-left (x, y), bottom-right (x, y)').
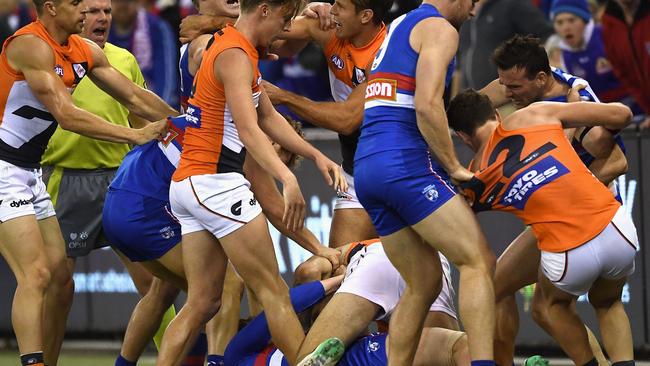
top-left (321, 274), bottom-right (345, 295)
top-left (282, 176), bottom-right (306, 232)
top-left (302, 2), bottom-right (334, 31)
top-left (261, 80), bottom-right (284, 104)
top-left (179, 14), bottom-right (215, 44)
top-left (316, 246), bottom-right (341, 270)
top-left (449, 166), bottom-right (474, 186)
top-left (567, 83), bottom-right (587, 103)
top-left (133, 119), bottom-right (168, 145)
top-left (315, 155), bottom-right (348, 193)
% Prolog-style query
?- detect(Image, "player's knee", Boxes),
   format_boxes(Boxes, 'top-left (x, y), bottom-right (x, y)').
top-left (294, 259), bottom-right (327, 284)
top-left (148, 283), bottom-right (180, 309)
top-left (451, 333), bottom-right (470, 366)
top-left (187, 294), bottom-right (222, 321)
top-left (531, 297), bottom-right (550, 327)
top-left (589, 292), bottom-right (620, 310)
top-left (20, 265), bottom-right (52, 293)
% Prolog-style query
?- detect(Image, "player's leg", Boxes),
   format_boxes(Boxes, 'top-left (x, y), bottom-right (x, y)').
top-left (534, 271), bottom-right (593, 364)
top-left (0, 215), bottom-right (51, 365)
top-left (380, 226), bottom-right (444, 366)
top-left (119, 276), bottom-right (181, 363)
top-left (38, 216), bottom-right (73, 366)
top-left (206, 263), bottom-right (245, 366)
top-left (425, 254), bottom-right (460, 331)
top-left (588, 276), bottom-right (633, 363)
top-left (297, 292), bottom-right (378, 361)
top-left (493, 228), bottom-right (539, 366)
top-left (329, 209), bottom-right (376, 248)
top-left (411, 195), bottom-right (496, 363)
top-left (219, 214), bottom-right (305, 366)
top-left (156, 230), bottom-right (228, 366)
top-left (293, 255), bottom-right (335, 284)
top-left (413, 328), bottom-right (470, 366)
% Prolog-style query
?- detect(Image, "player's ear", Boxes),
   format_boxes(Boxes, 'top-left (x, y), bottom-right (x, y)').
top-left (44, 0), bottom-right (57, 16)
top-left (495, 108), bottom-right (502, 122)
top-left (535, 71), bottom-right (547, 87)
top-left (259, 2), bottom-right (270, 17)
top-left (455, 130), bottom-right (472, 147)
top-left (359, 9), bottom-right (373, 25)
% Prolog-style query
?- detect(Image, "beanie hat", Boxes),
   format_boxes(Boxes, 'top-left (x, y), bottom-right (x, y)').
top-left (550, 0), bottom-right (591, 23)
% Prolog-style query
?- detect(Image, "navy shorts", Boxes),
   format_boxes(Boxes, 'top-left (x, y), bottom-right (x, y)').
top-left (103, 188), bottom-right (181, 262)
top-left (339, 333), bottom-right (388, 366)
top-left (354, 149), bottom-right (456, 236)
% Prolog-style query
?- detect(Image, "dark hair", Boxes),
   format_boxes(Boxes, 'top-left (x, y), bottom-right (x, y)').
top-left (447, 89), bottom-right (496, 136)
top-left (192, 0), bottom-right (199, 9)
top-left (350, 0), bottom-right (393, 25)
top-left (33, 0), bottom-right (60, 15)
top-left (240, 0), bottom-right (304, 18)
top-left (491, 35), bottom-right (551, 79)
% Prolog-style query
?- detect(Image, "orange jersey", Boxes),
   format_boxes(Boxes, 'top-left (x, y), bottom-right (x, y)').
top-left (464, 123), bottom-right (620, 253)
top-left (0, 20), bottom-right (93, 168)
top-left (173, 25), bottom-right (261, 182)
top-left (323, 25), bottom-right (386, 102)
top-left (344, 238), bottom-right (381, 263)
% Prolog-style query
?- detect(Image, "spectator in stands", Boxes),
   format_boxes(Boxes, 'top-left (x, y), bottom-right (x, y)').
top-left (601, 0), bottom-right (650, 128)
top-left (458, 0), bottom-right (554, 89)
top-left (546, 0), bottom-right (632, 105)
top-left (0, 0), bottom-right (34, 44)
top-left (109, 0), bottom-right (179, 108)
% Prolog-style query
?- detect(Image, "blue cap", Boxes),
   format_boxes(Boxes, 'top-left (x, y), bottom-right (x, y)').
top-left (550, 0), bottom-right (591, 23)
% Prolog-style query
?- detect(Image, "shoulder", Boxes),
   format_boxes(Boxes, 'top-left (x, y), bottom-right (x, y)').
top-left (412, 17), bottom-right (458, 45)
top-left (6, 34), bottom-right (54, 67)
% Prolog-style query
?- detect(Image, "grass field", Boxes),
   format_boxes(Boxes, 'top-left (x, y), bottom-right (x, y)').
top-left (0, 350), bottom-right (157, 366)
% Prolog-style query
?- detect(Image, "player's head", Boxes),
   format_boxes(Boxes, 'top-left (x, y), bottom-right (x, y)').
top-left (273, 115), bottom-right (304, 169)
top-left (330, 0), bottom-right (392, 40)
top-left (193, 0), bottom-right (240, 18)
top-left (34, 0), bottom-right (86, 34)
top-left (240, 0), bottom-right (303, 48)
top-left (447, 89), bottom-right (497, 149)
top-left (444, 0), bottom-right (479, 29)
top-left (492, 35), bottom-right (552, 108)
top-left (111, 0), bottom-right (139, 30)
top-left (82, 0), bottom-right (112, 48)
top-left (551, 0), bottom-right (590, 49)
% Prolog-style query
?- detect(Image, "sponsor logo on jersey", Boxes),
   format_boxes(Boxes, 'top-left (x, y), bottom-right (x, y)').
top-left (185, 104), bottom-right (202, 128)
top-left (331, 54), bottom-right (344, 70)
top-left (71, 62), bottom-right (89, 84)
top-left (501, 156), bottom-right (569, 209)
top-left (365, 78), bottom-right (397, 101)
top-left (231, 200), bottom-right (242, 216)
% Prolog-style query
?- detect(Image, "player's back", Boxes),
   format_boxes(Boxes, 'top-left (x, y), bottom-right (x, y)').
top-left (0, 21), bottom-right (93, 168)
top-left (467, 122), bottom-right (620, 253)
top-left (356, 3), bottom-right (455, 161)
top-left (110, 115), bottom-right (188, 201)
top-left (173, 25), bottom-right (261, 182)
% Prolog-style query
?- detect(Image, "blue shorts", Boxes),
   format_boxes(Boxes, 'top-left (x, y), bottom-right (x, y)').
top-left (103, 188), bottom-right (181, 262)
top-left (354, 149), bottom-right (456, 236)
top-left (339, 333), bottom-right (388, 366)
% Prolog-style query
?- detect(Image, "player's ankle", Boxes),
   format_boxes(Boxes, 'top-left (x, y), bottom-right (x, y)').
top-left (115, 354), bottom-right (137, 366)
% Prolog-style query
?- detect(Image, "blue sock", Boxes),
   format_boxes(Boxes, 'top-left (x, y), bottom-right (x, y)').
top-left (181, 333), bottom-right (208, 366)
top-left (207, 354), bottom-right (225, 366)
top-left (115, 354), bottom-right (137, 366)
top-left (472, 361), bottom-right (496, 366)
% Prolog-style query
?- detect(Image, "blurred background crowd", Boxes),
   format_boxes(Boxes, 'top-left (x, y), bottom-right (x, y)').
top-left (1, 0), bottom-right (648, 127)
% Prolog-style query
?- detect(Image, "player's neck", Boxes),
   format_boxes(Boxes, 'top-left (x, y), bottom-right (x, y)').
top-left (348, 23), bottom-right (382, 48)
top-left (542, 76), bottom-right (565, 100)
top-left (473, 121), bottom-right (498, 155)
top-left (234, 16), bottom-right (262, 48)
top-left (39, 17), bottom-right (72, 45)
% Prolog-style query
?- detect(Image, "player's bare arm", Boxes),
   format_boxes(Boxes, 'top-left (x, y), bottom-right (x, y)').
top-left (257, 90), bottom-right (348, 193)
top-left (411, 18), bottom-right (470, 182)
top-left (480, 79), bottom-right (510, 108)
top-left (6, 36), bottom-right (163, 145)
top-left (217, 48), bottom-right (306, 231)
top-left (588, 143), bottom-right (628, 185)
top-left (188, 34), bottom-right (213, 75)
top-left (244, 156), bottom-right (341, 269)
top-left (262, 78), bottom-right (365, 135)
top-left (521, 101), bottom-right (633, 130)
top-left (271, 14), bottom-right (332, 56)
top-left (86, 40), bottom-right (178, 121)
top-left (179, 14), bottom-right (236, 44)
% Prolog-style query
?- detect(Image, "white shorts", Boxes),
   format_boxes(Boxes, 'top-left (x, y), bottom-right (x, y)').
top-left (337, 242), bottom-right (457, 320)
top-left (169, 173), bottom-right (262, 238)
top-left (333, 171), bottom-right (364, 210)
top-left (0, 159), bottom-right (55, 222)
top-left (541, 206), bottom-right (638, 296)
